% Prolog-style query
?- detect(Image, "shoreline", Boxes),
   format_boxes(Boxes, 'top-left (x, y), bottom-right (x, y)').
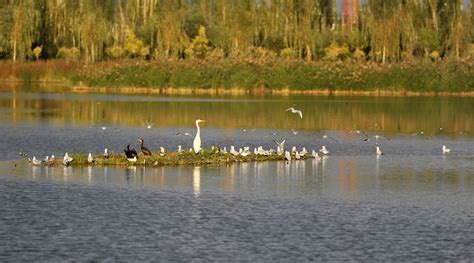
top-left (1, 79), bottom-right (474, 97)
top-left (73, 85), bottom-right (474, 97)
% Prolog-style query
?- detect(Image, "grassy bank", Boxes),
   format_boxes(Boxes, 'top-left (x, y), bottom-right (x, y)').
top-left (1, 59), bottom-right (474, 94)
top-left (73, 59), bottom-right (474, 93)
top-left (0, 60), bottom-right (79, 83)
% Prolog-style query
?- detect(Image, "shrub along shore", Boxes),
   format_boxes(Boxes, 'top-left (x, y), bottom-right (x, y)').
top-left (1, 59), bottom-right (474, 96)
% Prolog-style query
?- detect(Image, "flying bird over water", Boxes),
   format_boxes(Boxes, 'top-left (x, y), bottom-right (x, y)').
top-left (175, 132), bottom-right (192, 137)
top-left (143, 117), bottom-right (153, 129)
top-left (285, 107), bottom-right (303, 119)
top-left (318, 134), bottom-right (339, 142)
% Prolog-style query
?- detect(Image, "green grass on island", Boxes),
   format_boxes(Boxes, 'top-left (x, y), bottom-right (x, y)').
top-left (43, 149), bottom-right (301, 167)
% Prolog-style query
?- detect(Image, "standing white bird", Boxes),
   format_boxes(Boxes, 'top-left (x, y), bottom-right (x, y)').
top-left (295, 151), bottom-right (301, 160)
top-left (376, 146), bottom-right (383, 156)
top-left (160, 147), bottom-right (166, 157)
top-left (285, 151), bottom-right (292, 161)
top-left (291, 146), bottom-right (297, 154)
top-left (63, 153), bottom-right (73, 166)
top-left (285, 107), bottom-right (303, 118)
top-left (31, 156), bottom-right (42, 166)
top-left (103, 148), bottom-right (109, 159)
top-left (319, 146), bottom-right (329, 155)
top-left (311, 150), bottom-right (321, 160)
top-left (300, 147), bottom-right (308, 156)
top-left (177, 145), bottom-right (182, 153)
top-left (442, 145), bottom-right (451, 154)
top-left (230, 146), bottom-right (239, 156)
top-left (87, 153), bottom-right (94, 164)
top-left (193, 119), bottom-right (205, 154)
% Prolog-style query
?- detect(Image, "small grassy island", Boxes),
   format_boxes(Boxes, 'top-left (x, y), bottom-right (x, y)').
top-left (42, 150), bottom-right (307, 167)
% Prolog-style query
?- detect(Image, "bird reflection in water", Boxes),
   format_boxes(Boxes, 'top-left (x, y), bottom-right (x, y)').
top-left (32, 165), bottom-right (41, 179)
top-left (87, 166), bottom-right (93, 183)
top-left (125, 166), bottom-right (137, 183)
top-left (63, 166), bottom-right (72, 182)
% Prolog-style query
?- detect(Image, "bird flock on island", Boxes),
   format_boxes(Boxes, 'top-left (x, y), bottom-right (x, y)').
top-left (22, 107), bottom-right (459, 167)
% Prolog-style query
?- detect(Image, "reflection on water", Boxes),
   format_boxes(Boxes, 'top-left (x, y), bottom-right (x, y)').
top-left (4, 155), bottom-right (473, 198)
top-left (1, 86), bottom-right (474, 261)
top-left (193, 166), bottom-right (200, 197)
top-left (1, 86), bottom-right (473, 135)
top-left (2, 156), bottom-right (474, 261)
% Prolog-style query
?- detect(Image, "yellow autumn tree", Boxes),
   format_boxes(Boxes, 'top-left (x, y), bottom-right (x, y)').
top-left (185, 25), bottom-right (209, 59)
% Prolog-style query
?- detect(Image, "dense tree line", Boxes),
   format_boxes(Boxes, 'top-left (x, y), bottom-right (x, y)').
top-left (0, 0), bottom-right (472, 63)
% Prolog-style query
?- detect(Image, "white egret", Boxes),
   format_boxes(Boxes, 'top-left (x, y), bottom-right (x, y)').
top-left (442, 145), bottom-right (451, 154)
top-left (178, 145), bottom-right (182, 153)
top-left (285, 151), bottom-right (292, 161)
top-left (193, 119), bottom-right (205, 154)
top-left (285, 107), bottom-right (303, 119)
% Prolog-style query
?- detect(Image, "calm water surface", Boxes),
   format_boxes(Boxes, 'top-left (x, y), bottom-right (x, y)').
top-left (0, 86), bottom-right (473, 261)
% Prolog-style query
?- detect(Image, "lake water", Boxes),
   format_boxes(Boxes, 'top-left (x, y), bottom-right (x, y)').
top-left (0, 85), bottom-right (473, 261)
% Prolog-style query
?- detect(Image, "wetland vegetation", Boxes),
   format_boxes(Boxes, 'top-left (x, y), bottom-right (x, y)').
top-left (0, 1), bottom-right (474, 94)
